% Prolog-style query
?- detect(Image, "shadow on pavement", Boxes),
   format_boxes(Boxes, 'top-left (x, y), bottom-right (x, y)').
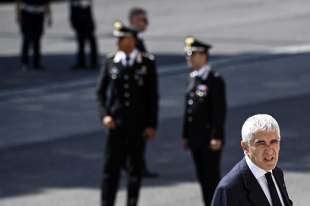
top-left (1, 91), bottom-right (310, 198)
top-left (0, 53), bottom-right (231, 91)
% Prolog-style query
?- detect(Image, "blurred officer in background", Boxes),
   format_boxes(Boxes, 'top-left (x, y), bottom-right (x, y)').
top-left (16, 0), bottom-right (52, 71)
top-left (128, 7), bottom-right (158, 178)
top-left (96, 21), bottom-right (159, 206)
top-left (69, 0), bottom-right (98, 70)
top-left (182, 36), bottom-right (227, 206)
top-left (128, 7), bottom-right (148, 53)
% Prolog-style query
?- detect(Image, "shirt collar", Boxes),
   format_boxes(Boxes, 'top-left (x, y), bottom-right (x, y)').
top-left (245, 155), bottom-right (271, 179)
top-left (190, 64), bottom-right (211, 80)
top-left (113, 49), bottom-right (141, 65)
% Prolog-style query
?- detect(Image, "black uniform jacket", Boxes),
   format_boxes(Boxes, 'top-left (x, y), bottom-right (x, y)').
top-left (182, 70), bottom-right (226, 150)
top-left (96, 51), bottom-right (158, 135)
top-left (211, 158), bottom-right (293, 206)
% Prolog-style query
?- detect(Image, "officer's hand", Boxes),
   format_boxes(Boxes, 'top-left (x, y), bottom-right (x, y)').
top-left (182, 138), bottom-right (189, 151)
top-left (143, 127), bottom-right (156, 140)
top-left (210, 139), bottom-right (222, 151)
top-left (102, 116), bottom-right (117, 129)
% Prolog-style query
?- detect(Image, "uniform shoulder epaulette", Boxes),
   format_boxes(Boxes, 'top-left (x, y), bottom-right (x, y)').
top-left (142, 52), bottom-right (155, 61)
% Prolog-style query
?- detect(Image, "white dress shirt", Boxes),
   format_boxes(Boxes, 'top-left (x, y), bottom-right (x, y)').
top-left (245, 155), bottom-right (285, 206)
top-left (113, 49), bottom-right (140, 67)
top-left (190, 64), bottom-right (211, 80)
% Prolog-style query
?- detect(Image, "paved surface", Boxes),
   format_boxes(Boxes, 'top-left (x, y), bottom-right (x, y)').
top-left (1, 0), bottom-right (310, 205)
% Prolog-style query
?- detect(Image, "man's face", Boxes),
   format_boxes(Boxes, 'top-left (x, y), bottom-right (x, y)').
top-left (117, 36), bottom-right (136, 52)
top-left (130, 14), bottom-right (148, 32)
top-left (242, 131), bottom-right (280, 171)
top-left (186, 52), bottom-right (208, 70)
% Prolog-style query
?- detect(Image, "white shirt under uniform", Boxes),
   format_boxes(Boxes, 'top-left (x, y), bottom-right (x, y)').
top-left (245, 155), bottom-right (285, 206)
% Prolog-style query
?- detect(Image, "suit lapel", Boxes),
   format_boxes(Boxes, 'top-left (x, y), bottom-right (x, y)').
top-left (273, 168), bottom-right (292, 206)
top-left (240, 159), bottom-right (271, 206)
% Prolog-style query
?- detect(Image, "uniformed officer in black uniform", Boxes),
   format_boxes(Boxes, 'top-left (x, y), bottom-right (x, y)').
top-left (97, 21), bottom-right (158, 206)
top-left (16, 0), bottom-right (52, 71)
top-left (69, 0), bottom-right (98, 70)
top-left (182, 36), bottom-right (227, 206)
top-left (128, 7), bottom-right (158, 178)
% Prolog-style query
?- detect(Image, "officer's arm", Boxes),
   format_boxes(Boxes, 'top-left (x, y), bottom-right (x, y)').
top-left (96, 60), bottom-right (111, 121)
top-left (210, 76), bottom-right (227, 142)
top-left (146, 57), bottom-right (159, 129)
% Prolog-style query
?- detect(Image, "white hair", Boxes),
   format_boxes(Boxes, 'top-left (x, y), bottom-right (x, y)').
top-left (241, 114), bottom-right (281, 144)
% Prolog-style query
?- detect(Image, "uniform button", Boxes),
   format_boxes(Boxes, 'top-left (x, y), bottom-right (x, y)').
top-left (188, 99), bottom-right (194, 105)
top-left (124, 75), bottom-right (129, 80)
top-left (124, 84), bottom-right (129, 89)
top-left (187, 109), bottom-right (192, 114)
top-left (125, 101), bottom-right (130, 107)
top-left (124, 93), bottom-right (130, 98)
top-left (188, 117), bottom-right (193, 122)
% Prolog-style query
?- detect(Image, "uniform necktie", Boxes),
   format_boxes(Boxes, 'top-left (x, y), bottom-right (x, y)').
top-left (125, 54), bottom-right (130, 67)
top-left (265, 172), bottom-right (282, 206)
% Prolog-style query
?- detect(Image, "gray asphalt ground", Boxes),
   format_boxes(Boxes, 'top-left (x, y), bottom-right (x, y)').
top-left (1, 0), bottom-right (310, 205)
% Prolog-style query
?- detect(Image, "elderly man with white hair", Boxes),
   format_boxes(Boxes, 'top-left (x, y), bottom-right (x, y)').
top-left (212, 114), bottom-right (293, 206)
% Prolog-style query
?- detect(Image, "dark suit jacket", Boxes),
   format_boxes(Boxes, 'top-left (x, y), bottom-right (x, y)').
top-left (182, 71), bottom-right (227, 150)
top-left (211, 158), bottom-right (293, 206)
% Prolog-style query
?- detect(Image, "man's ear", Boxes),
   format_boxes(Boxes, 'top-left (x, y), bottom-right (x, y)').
top-left (241, 141), bottom-right (249, 154)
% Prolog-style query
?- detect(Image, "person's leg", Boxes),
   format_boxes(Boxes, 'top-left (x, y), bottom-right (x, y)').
top-left (191, 149), bottom-right (218, 206)
top-left (101, 130), bottom-right (126, 206)
top-left (126, 138), bottom-right (144, 206)
top-left (72, 33), bottom-right (86, 70)
top-left (20, 12), bottom-right (30, 70)
top-left (88, 33), bottom-right (98, 69)
top-left (78, 34), bottom-right (86, 66)
top-left (200, 149), bottom-right (222, 206)
top-left (33, 35), bottom-right (42, 69)
top-left (32, 14), bottom-right (44, 70)
top-left (21, 35), bottom-right (30, 70)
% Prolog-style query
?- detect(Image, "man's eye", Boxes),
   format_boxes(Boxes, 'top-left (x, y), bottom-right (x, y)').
top-left (271, 139), bottom-right (280, 144)
top-left (255, 141), bottom-right (266, 146)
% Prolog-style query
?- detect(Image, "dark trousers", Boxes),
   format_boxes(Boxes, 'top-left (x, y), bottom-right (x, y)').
top-left (101, 129), bottom-right (144, 206)
top-left (76, 33), bottom-right (98, 67)
top-left (191, 148), bottom-right (222, 206)
top-left (21, 35), bottom-right (42, 67)
top-left (20, 11), bottom-right (44, 67)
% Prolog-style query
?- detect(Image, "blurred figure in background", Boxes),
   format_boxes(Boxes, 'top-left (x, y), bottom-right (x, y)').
top-left (16, 0), bottom-right (52, 71)
top-left (128, 7), bottom-right (158, 178)
top-left (69, 0), bottom-right (98, 70)
top-left (97, 21), bottom-right (159, 206)
top-left (128, 7), bottom-right (148, 53)
top-left (182, 37), bottom-right (227, 206)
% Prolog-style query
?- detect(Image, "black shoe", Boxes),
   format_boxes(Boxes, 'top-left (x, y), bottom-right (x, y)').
top-left (143, 169), bottom-right (159, 178)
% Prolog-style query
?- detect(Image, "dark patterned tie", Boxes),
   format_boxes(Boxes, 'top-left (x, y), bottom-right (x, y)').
top-left (125, 54), bottom-right (130, 67)
top-left (265, 172), bottom-right (282, 206)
